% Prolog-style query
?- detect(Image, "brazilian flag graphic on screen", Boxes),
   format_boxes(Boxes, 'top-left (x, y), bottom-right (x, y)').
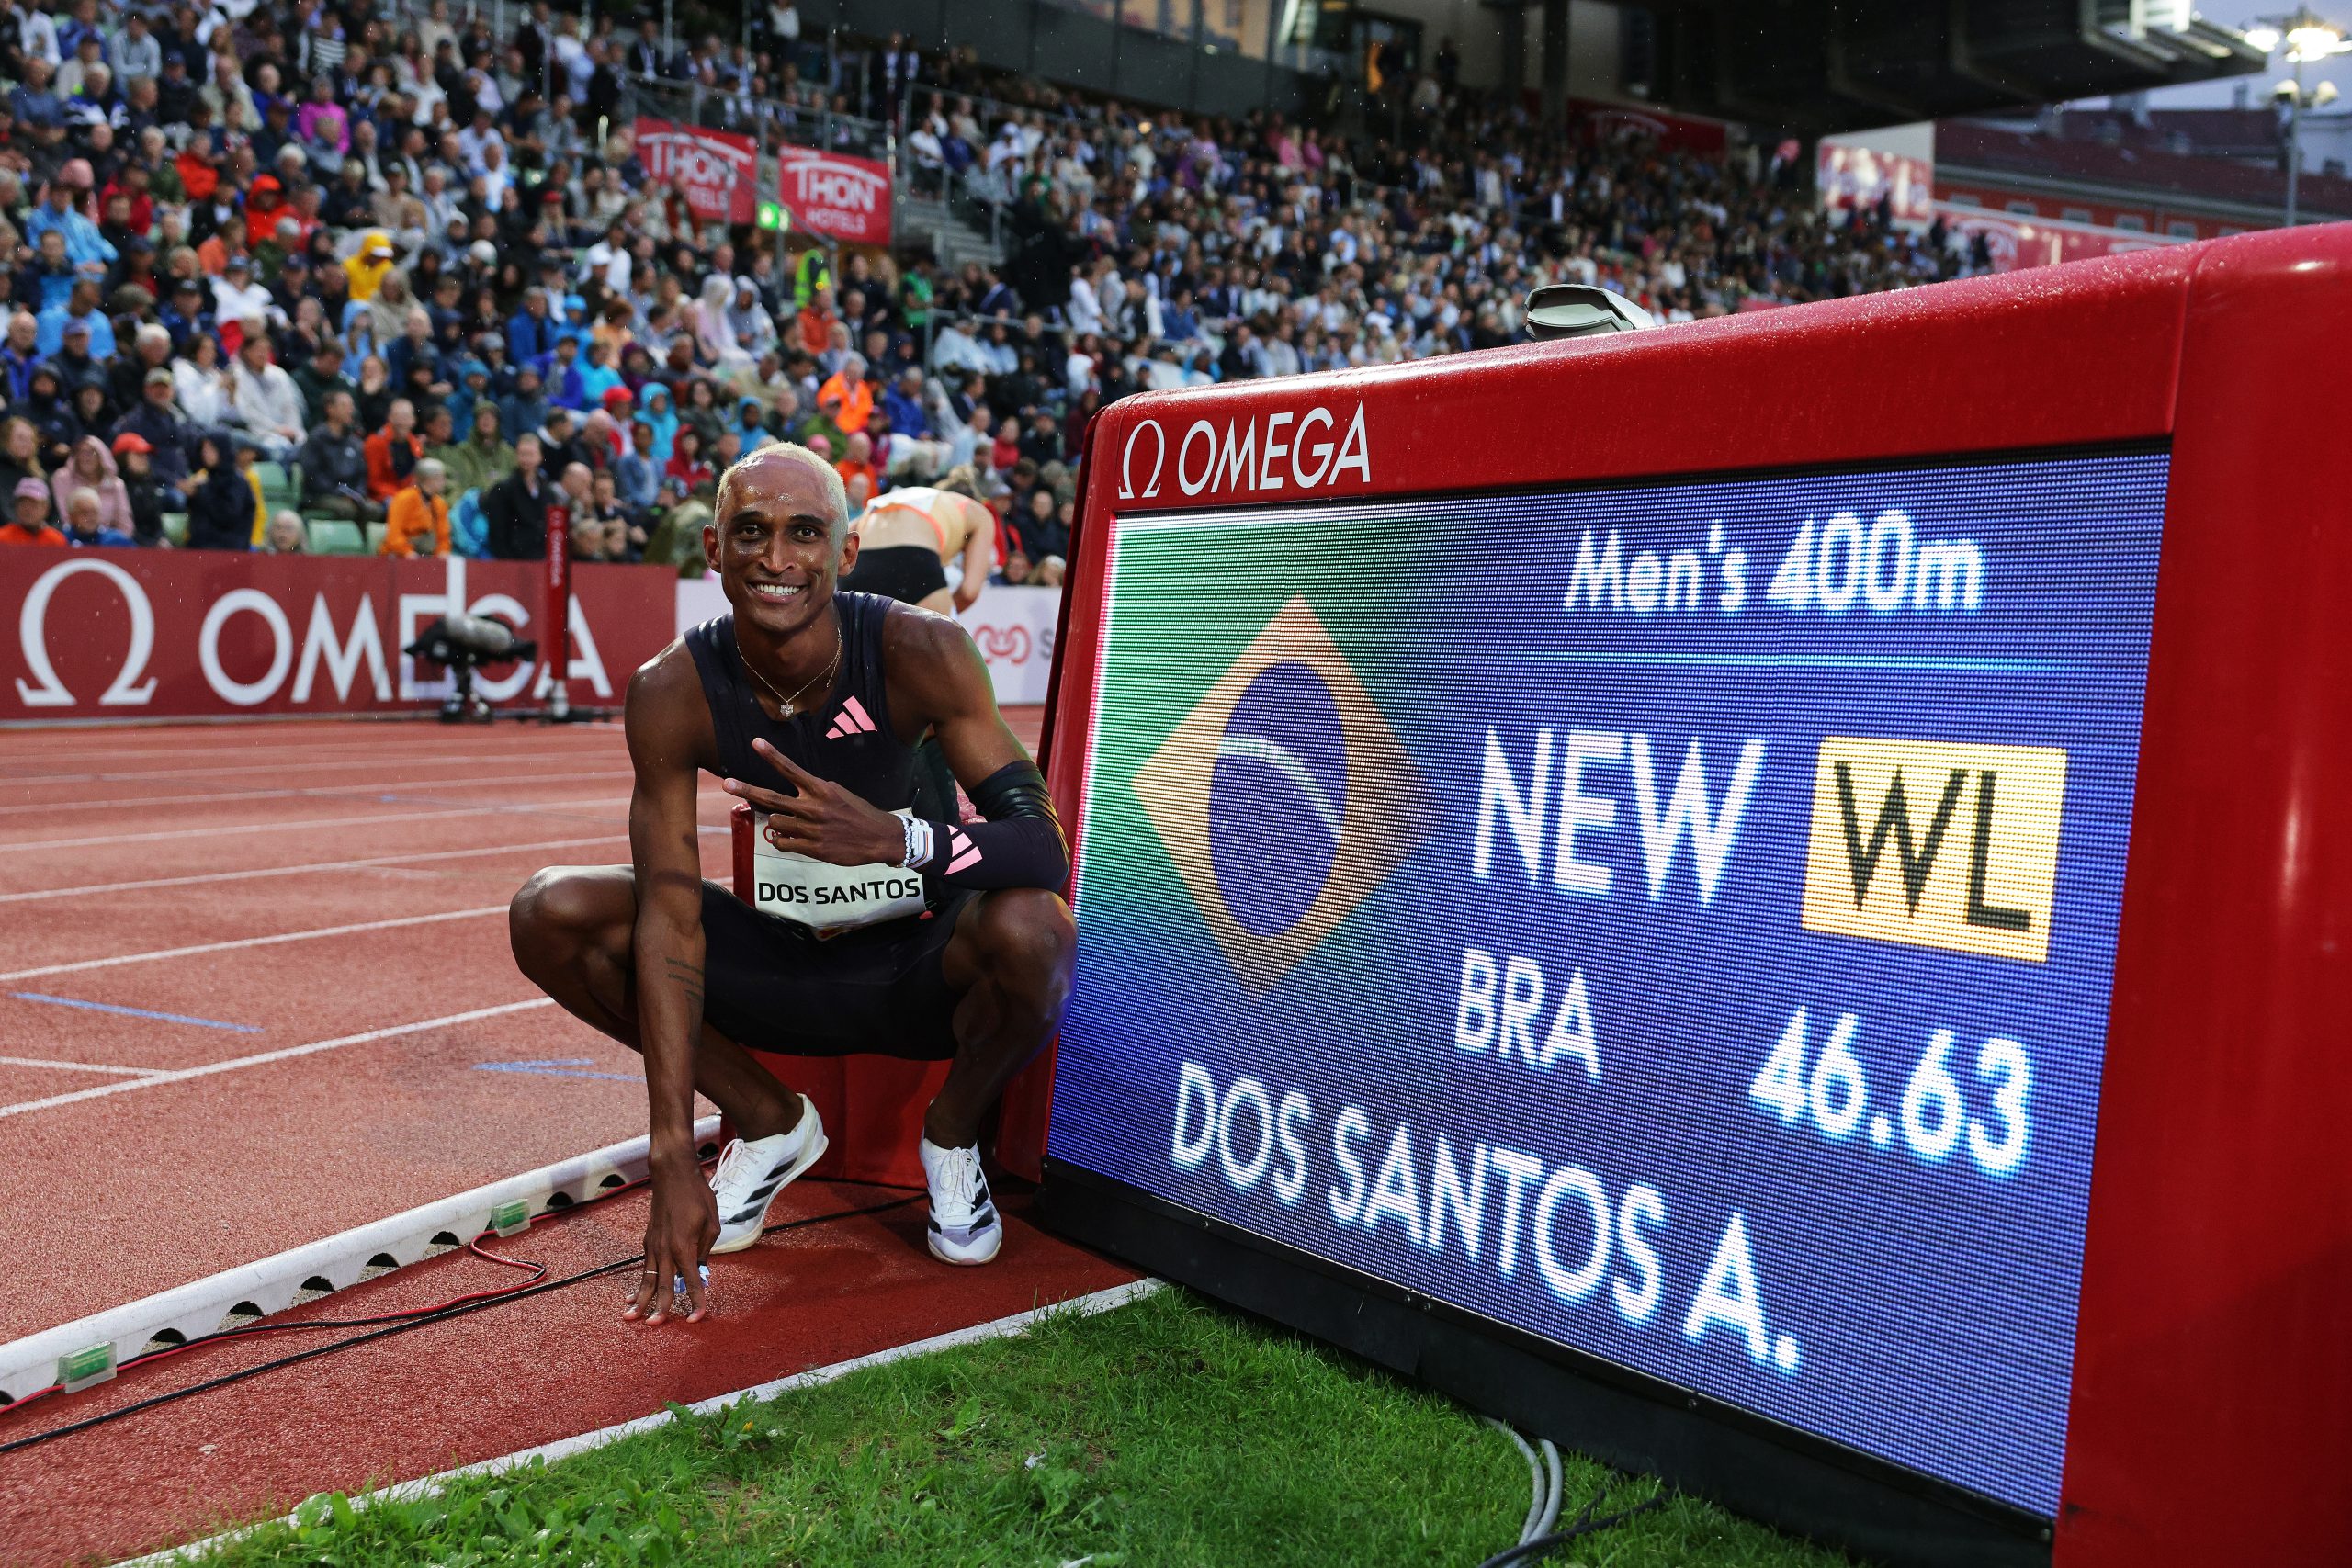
top-left (1050, 452), bottom-right (2170, 1519)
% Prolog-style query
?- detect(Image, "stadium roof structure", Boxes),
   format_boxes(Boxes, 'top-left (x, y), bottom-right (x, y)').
top-left (1634, 0), bottom-right (2267, 134)
top-left (1939, 117), bottom-right (2352, 222)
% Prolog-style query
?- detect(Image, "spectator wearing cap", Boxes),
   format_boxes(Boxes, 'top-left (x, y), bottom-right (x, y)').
top-left (111, 432), bottom-right (169, 546)
top-left (36, 276), bottom-right (114, 359)
top-left (0, 478), bottom-right (65, 546)
top-left (298, 389), bottom-right (379, 523)
top-left (229, 330), bottom-right (306, 461)
top-left (49, 334), bottom-right (108, 417)
top-left (292, 340), bottom-right (353, 426)
top-left (24, 169), bottom-right (114, 272)
top-left (379, 456), bottom-right (451, 558)
top-left (111, 367), bottom-right (193, 489)
top-left (210, 256), bottom-right (278, 336)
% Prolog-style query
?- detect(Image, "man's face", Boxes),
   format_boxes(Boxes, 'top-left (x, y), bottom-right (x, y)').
top-left (15, 494), bottom-right (44, 527)
top-left (390, 402), bottom-right (413, 434)
top-left (515, 437), bottom-right (541, 475)
top-left (7, 316), bottom-right (33, 350)
top-left (708, 449), bottom-right (854, 641)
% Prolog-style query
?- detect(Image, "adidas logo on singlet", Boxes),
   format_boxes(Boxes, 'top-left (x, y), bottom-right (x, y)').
top-left (826, 697), bottom-right (879, 740)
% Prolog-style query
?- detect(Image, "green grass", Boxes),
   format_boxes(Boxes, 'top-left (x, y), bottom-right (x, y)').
top-left (200, 1287), bottom-right (1847, 1568)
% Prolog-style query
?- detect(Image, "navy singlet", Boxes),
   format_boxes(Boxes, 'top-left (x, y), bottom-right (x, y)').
top-left (683, 592), bottom-right (952, 819)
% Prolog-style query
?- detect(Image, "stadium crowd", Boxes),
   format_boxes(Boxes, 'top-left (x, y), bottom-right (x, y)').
top-left (0, 0), bottom-right (1967, 583)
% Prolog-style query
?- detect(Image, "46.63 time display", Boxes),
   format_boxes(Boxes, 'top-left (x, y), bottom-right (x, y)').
top-left (1747, 1006), bottom-right (2031, 1179)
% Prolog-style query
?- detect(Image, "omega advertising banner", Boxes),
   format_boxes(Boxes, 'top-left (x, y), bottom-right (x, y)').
top-left (634, 117), bottom-right (760, 225)
top-left (775, 146), bottom-right (893, 246)
top-left (1, 554), bottom-right (674, 722)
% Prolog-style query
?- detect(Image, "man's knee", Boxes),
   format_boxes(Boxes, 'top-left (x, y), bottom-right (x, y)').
top-left (509, 865), bottom-right (633, 970)
top-left (972, 887), bottom-right (1075, 1010)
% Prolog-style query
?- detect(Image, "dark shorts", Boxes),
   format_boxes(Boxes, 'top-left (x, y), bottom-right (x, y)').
top-left (699, 881), bottom-right (976, 1060)
top-left (842, 544), bottom-right (948, 604)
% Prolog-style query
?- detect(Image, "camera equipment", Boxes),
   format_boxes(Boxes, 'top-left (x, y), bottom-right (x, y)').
top-left (402, 613), bottom-right (538, 723)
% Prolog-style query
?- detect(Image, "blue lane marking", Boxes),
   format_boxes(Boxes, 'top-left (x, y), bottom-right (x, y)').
top-left (9, 992), bottom-right (262, 1032)
top-left (474, 1058), bottom-right (641, 1082)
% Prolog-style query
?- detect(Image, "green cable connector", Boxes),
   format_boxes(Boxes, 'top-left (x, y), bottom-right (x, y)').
top-left (489, 1200), bottom-right (531, 1237)
top-left (58, 1343), bottom-right (116, 1393)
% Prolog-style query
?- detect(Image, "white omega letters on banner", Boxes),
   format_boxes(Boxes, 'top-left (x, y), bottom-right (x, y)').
top-left (198, 588), bottom-right (296, 707)
top-left (14, 557), bottom-right (159, 708)
top-left (1119, 419), bottom-right (1165, 501)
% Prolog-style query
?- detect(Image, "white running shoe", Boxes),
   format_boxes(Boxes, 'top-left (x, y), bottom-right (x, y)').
top-left (920, 1137), bottom-right (1002, 1266)
top-left (707, 1097), bottom-right (828, 1254)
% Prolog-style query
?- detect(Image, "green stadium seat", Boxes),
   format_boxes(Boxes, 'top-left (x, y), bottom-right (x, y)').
top-left (363, 521), bottom-right (387, 554)
top-left (307, 518), bottom-right (366, 556)
top-left (162, 513), bottom-right (187, 547)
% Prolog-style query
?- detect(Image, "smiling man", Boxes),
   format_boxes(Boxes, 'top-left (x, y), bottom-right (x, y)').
top-left (509, 443), bottom-right (1073, 1325)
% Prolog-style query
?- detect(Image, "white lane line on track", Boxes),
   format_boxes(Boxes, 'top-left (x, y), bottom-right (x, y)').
top-left (0, 767), bottom-right (637, 818)
top-left (114, 1280), bottom-right (1164, 1568)
top-left (0, 906), bottom-right (509, 982)
top-left (0, 738), bottom-right (620, 780)
top-left (0, 1054), bottom-right (165, 1077)
top-left (0, 998), bottom-right (554, 1121)
top-left (0, 794), bottom-right (633, 855)
top-left (0, 821), bottom-right (732, 904)
top-left (0, 742), bottom-right (626, 789)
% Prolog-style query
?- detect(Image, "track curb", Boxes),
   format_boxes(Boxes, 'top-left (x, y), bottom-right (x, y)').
top-left (1, 1117), bottom-right (720, 1404)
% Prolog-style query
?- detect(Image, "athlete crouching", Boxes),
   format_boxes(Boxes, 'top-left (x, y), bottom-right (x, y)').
top-left (507, 443), bottom-right (1073, 1325)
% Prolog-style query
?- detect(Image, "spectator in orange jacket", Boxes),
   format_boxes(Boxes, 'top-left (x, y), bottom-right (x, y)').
top-left (815, 354), bottom-right (873, 435)
top-left (363, 399), bottom-right (423, 501)
top-left (379, 458), bottom-right (451, 558)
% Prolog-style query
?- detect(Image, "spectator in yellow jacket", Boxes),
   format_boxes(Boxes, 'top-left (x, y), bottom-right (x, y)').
top-left (379, 458), bottom-right (451, 558)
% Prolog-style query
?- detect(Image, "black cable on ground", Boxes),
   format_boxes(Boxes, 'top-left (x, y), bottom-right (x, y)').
top-left (1473, 1472), bottom-right (1667, 1568)
top-left (0, 1195), bottom-right (922, 1458)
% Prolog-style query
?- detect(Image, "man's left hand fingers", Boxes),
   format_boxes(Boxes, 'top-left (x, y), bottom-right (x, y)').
top-left (722, 777), bottom-right (803, 814)
top-left (752, 739), bottom-right (826, 791)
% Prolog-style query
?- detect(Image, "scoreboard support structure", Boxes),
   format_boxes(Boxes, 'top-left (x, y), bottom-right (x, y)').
top-left (1023, 229), bottom-right (2352, 1568)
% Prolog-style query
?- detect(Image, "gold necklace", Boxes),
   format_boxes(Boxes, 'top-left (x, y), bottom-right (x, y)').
top-left (744, 623), bottom-right (842, 718)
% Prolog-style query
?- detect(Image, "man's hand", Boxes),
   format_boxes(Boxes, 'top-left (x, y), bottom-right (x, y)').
top-left (724, 738), bottom-right (903, 866)
top-left (627, 1159), bottom-right (717, 1325)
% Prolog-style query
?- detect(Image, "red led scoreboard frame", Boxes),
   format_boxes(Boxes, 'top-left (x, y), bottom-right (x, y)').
top-left (1029, 228), bottom-right (2352, 1567)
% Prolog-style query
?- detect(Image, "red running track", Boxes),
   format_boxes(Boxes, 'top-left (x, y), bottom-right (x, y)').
top-left (0, 713), bottom-right (1136, 1567)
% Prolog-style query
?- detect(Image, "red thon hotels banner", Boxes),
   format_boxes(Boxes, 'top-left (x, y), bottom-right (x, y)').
top-left (1, 553), bottom-right (673, 722)
top-left (775, 146), bottom-right (893, 246)
top-left (635, 117), bottom-right (760, 225)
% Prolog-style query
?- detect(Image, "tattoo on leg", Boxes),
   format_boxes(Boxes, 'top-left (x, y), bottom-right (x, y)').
top-left (662, 955), bottom-right (706, 1010)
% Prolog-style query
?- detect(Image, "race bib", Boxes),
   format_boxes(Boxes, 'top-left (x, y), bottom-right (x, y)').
top-left (751, 809), bottom-right (928, 936)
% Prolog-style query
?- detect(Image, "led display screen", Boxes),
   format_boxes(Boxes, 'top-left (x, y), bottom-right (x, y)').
top-left (1048, 449), bottom-right (2169, 1517)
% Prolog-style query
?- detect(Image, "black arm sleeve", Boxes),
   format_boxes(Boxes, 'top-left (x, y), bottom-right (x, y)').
top-left (920, 759), bottom-right (1069, 893)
